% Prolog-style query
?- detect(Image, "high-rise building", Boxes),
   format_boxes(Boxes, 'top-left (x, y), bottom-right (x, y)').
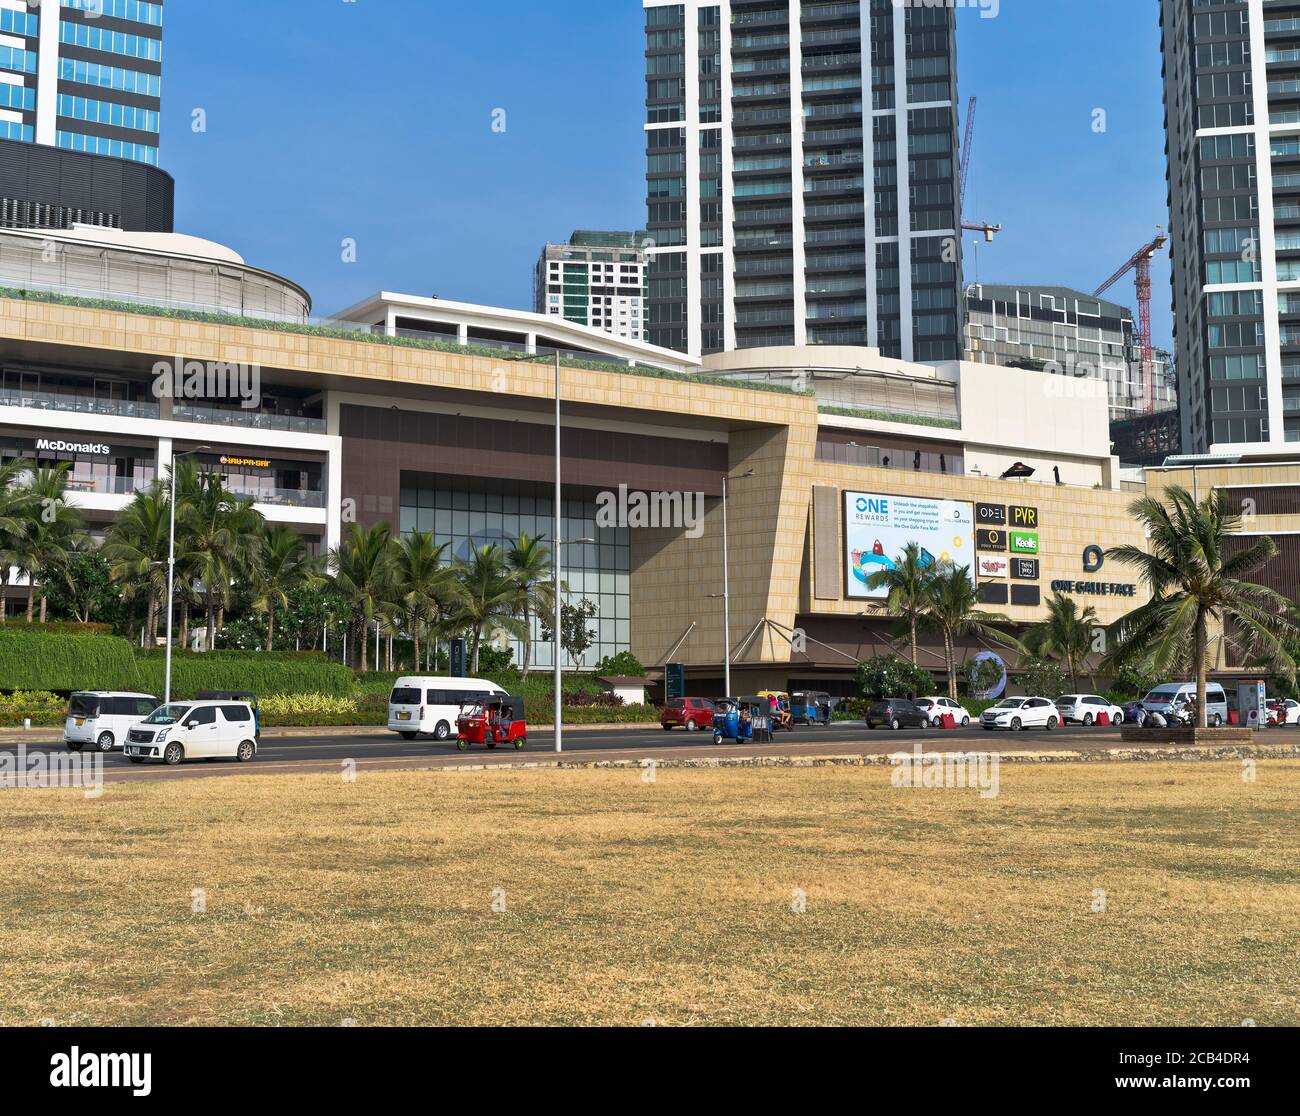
top-left (642, 0), bottom-right (963, 361)
top-left (533, 231), bottom-right (651, 341)
top-left (0, 0), bottom-right (171, 232)
top-left (1160, 0), bottom-right (1300, 452)
top-left (964, 284), bottom-right (1178, 421)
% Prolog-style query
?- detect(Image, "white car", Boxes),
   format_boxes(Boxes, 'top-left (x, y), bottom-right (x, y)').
top-left (1054, 694), bottom-right (1125, 726)
top-left (980, 697), bottom-right (1061, 731)
top-left (123, 701), bottom-right (258, 765)
top-left (64, 692), bottom-right (160, 753)
top-left (914, 697), bottom-right (973, 728)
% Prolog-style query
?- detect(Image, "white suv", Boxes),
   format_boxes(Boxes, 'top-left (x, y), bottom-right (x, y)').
top-left (914, 697), bottom-right (973, 728)
top-left (124, 702), bottom-right (258, 765)
top-left (981, 697), bottom-right (1061, 731)
top-left (1055, 694), bottom-right (1125, 726)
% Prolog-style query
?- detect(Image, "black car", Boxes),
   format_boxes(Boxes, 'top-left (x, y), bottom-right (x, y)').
top-left (866, 698), bottom-right (930, 730)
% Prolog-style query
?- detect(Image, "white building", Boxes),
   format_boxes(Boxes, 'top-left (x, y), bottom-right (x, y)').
top-left (533, 231), bottom-right (651, 342)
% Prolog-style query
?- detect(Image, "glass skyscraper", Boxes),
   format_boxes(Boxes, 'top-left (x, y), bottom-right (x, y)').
top-left (643, 0), bottom-right (964, 362)
top-left (1160, 0), bottom-right (1300, 451)
top-left (0, 0), bottom-right (163, 167)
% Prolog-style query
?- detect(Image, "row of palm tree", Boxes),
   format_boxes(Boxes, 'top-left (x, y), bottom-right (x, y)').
top-left (0, 460), bottom-right (559, 674)
top-left (326, 522), bottom-right (553, 674)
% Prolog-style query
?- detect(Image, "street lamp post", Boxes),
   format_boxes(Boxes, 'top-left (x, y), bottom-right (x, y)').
top-left (163, 445), bottom-right (210, 706)
top-left (718, 470), bottom-right (754, 699)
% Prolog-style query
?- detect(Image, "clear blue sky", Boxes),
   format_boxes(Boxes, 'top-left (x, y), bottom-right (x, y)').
top-left (163, 0), bottom-right (1172, 346)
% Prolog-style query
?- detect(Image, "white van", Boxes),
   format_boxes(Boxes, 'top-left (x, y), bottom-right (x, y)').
top-left (1142, 683), bottom-right (1229, 727)
top-left (388, 676), bottom-right (509, 741)
top-left (65, 692), bottom-right (160, 753)
top-left (123, 701), bottom-right (258, 765)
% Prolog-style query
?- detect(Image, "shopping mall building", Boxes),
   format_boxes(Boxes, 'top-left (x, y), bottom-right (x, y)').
top-left (2, 226), bottom-right (1295, 690)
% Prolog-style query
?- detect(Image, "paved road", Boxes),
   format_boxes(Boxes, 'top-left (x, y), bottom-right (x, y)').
top-left (9, 721), bottom-right (1158, 784)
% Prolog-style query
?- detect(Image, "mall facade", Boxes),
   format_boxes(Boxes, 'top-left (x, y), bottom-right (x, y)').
top-left (1, 226), bottom-right (1179, 688)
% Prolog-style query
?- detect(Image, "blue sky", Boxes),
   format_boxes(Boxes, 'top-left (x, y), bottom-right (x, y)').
top-left (163, 0), bottom-right (1173, 346)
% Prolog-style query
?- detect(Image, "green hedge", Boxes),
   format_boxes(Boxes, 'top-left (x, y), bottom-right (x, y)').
top-left (136, 656), bottom-right (355, 699)
top-left (0, 629), bottom-right (143, 692)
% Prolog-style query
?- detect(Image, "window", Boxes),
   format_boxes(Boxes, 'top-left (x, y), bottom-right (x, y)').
top-left (219, 706), bottom-right (252, 723)
top-left (188, 707), bottom-right (218, 726)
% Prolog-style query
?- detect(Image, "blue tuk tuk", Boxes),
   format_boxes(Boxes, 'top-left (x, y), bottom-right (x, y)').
top-left (792, 691), bottom-right (832, 725)
top-left (712, 697), bottom-right (772, 745)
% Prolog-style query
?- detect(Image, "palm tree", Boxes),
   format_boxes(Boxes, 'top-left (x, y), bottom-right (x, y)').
top-left (391, 532), bottom-right (461, 671)
top-left (328, 522), bottom-right (395, 672)
top-left (865, 541), bottom-right (936, 666)
top-left (1025, 591), bottom-right (1100, 692)
top-left (925, 563), bottom-right (1019, 700)
top-left (456, 543), bottom-right (528, 673)
top-left (506, 532), bottom-right (554, 680)
top-left (102, 482), bottom-right (172, 646)
top-left (1104, 486), bottom-right (1299, 728)
top-left (251, 524), bottom-right (321, 652)
top-left (17, 464), bottom-right (85, 623)
top-left (176, 466), bottom-right (264, 650)
top-left (0, 457), bottom-right (35, 624)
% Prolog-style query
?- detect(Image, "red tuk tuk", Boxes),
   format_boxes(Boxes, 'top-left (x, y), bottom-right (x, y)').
top-left (456, 697), bottom-right (527, 751)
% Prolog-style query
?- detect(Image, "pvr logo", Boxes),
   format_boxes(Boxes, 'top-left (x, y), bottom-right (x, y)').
top-left (1011, 506), bottom-right (1039, 529)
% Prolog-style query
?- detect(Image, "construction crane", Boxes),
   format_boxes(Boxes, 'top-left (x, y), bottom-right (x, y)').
top-left (957, 96), bottom-right (1002, 242)
top-left (1094, 232), bottom-right (1169, 415)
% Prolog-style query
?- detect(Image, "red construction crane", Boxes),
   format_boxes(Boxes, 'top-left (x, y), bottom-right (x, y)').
top-left (1094, 232), bottom-right (1169, 415)
top-left (958, 95), bottom-right (1002, 242)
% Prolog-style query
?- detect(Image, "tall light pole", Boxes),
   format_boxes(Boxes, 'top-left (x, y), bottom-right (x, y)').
top-left (719, 469), bottom-right (754, 698)
top-left (553, 352), bottom-right (562, 752)
top-left (163, 445), bottom-right (210, 705)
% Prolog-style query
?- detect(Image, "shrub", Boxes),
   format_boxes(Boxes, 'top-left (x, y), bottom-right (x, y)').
top-left (0, 629), bottom-right (143, 692)
top-left (1016, 656), bottom-right (1069, 698)
top-left (854, 654), bottom-right (935, 701)
top-left (593, 651), bottom-right (646, 677)
top-left (0, 689), bottom-right (67, 726)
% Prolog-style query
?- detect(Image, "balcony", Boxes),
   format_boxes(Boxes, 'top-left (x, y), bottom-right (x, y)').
top-left (0, 386), bottom-right (160, 420)
top-left (60, 474), bottom-right (154, 497)
top-left (172, 404), bottom-right (327, 435)
top-left (227, 485), bottom-right (327, 510)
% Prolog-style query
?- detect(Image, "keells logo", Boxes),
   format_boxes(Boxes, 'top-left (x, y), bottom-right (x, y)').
top-left (1010, 532), bottom-right (1040, 555)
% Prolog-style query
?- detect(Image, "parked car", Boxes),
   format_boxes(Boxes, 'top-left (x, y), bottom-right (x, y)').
top-left (1054, 694), bottom-right (1125, 726)
top-left (123, 701), bottom-right (259, 765)
top-left (913, 696), bottom-right (972, 728)
top-left (1142, 683), bottom-right (1229, 727)
top-left (1121, 701), bottom-right (1148, 727)
top-left (866, 698), bottom-right (930, 730)
top-left (981, 697), bottom-right (1061, 731)
top-left (660, 697), bottom-right (716, 732)
top-left (64, 692), bottom-right (160, 753)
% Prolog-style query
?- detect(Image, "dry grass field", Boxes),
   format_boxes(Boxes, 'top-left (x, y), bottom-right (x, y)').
top-left (1, 760), bottom-right (1297, 1027)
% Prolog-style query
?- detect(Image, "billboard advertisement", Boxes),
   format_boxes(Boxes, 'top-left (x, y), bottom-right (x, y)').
top-left (844, 491), bottom-right (975, 600)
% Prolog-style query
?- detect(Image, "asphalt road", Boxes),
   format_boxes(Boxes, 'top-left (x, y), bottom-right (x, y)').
top-left (10, 721), bottom-right (1157, 783)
